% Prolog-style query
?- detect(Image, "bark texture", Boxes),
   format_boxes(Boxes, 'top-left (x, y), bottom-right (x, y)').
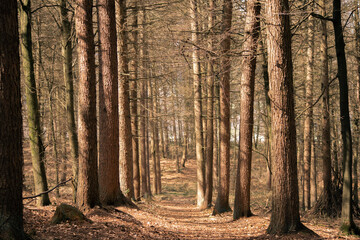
top-left (214, 0), bottom-right (232, 214)
top-left (116, 0), bottom-right (134, 200)
top-left (0, 1), bottom-right (25, 238)
top-left (233, 0), bottom-right (261, 220)
top-left (75, 0), bottom-right (100, 210)
top-left (98, 0), bottom-right (122, 205)
top-left (20, 0), bottom-right (51, 206)
top-left (190, 0), bottom-right (206, 209)
top-left (265, 0), bottom-right (303, 234)
top-left (60, 0), bottom-right (79, 203)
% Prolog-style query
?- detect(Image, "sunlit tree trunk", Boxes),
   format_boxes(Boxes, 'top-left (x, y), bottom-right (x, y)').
top-left (190, 0), bottom-right (206, 209)
top-left (20, 0), bottom-right (50, 206)
top-left (214, 0), bottom-right (232, 214)
top-left (0, 1), bottom-right (25, 237)
top-left (75, 0), bottom-right (100, 210)
top-left (303, 11), bottom-right (314, 210)
top-left (233, 0), bottom-right (260, 220)
top-left (116, 0), bottom-right (134, 200)
top-left (265, 0), bottom-right (303, 234)
top-left (98, 0), bottom-right (125, 205)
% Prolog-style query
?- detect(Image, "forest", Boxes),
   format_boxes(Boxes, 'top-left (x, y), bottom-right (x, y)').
top-left (1, 0), bottom-right (360, 239)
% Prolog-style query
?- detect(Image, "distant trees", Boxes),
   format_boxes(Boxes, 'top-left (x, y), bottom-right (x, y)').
top-left (0, 0), bottom-right (25, 238)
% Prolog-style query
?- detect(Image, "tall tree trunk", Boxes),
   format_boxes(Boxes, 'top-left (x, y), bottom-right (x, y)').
top-left (233, 0), bottom-right (260, 220)
top-left (139, 4), bottom-right (149, 198)
top-left (260, 36), bottom-right (272, 190)
top-left (319, 0), bottom-right (333, 216)
top-left (20, 0), bottom-right (51, 206)
top-left (154, 82), bottom-right (161, 194)
top-left (172, 93), bottom-right (180, 173)
top-left (116, 0), bottom-right (134, 200)
top-left (303, 12), bottom-right (314, 211)
top-left (311, 137), bottom-right (317, 206)
top-left (265, 0), bottom-right (304, 234)
top-left (60, 0), bottom-right (78, 203)
top-left (190, 0), bottom-right (206, 209)
top-left (204, 0), bottom-right (215, 209)
top-left (98, 0), bottom-right (124, 205)
top-left (354, 0), bottom-right (360, 208)
top-left (333, 0), bottom-right (358, 233)
top-left (0, 1), bottom-right (25, 237)
top-left (129, 0), bottom-right (140, 201)
top-left (214, 0), bottom-right (232, 214)
top-left (75, 0), bottom-right (100, 210)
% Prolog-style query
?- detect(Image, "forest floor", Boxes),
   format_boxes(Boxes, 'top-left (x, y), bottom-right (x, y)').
top-left (23, 155), bottom-right (360, 239)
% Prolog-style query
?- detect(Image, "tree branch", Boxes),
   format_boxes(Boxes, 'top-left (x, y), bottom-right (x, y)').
top-left (23, 178), bottom-right (73, 200)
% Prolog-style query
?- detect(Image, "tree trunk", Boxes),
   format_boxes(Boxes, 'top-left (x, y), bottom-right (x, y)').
top-left (333, 0), bottom-right (358, 233)
top-left (75, 0), bottom-right (100, 210)
top-left (311, 137), bottom-right (317, 206)
top-left (303, 12), bottom-right (314, 211)
top-left (20, 0), bottom-right (51, 206)
top-left (354, 0), bottom-right (360, 208)
top-left (0, 1), bottom-right (25, 237)
top-left (204, 0), bottom-right (215, 209)
top-left (233, 0), bottom-right (260, 220)
top-left (319, 0), bottom-right (333, 216)
top-left (116, 0), bottom-right (134, 200)
top-left (98, 0), bottom-right (123, 205)
top-left (139, 4), bottom-right (149, 198)
top-left (190, 0), bottom-right (206, 209)
top-left (129, 0), bottom-right (140, 201)
top-left (214, 0), bottom-right (232, 214)
top-left (60, 0), bottom-right (78, 203)
top-left (265, 0), bottom-right (304, 234)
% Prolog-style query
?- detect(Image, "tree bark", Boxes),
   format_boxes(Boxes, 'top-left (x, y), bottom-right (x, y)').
top-left (204, 0), bottom-right (215, 209)
top-left (303, 12), bottom-right (314, 211)
top-left (233, 0), bottom-right (260, 220)
top-left (265, 0), bottom-right (303, 234)
top-left (128, 0), bottom-right (140, 201)
top-left (332, 0), bottom-right (358, 233)
top-left (190, 0), bottom-right (206, 209)
top-left (60, 0), bottom-right (79, 203)
top-left (20, 0), bottom-right (51, 206)
top-left (0, 1), bottom-right (25, 237)
top-left (75, 0), bottom-right (100, 210)
top-left (98, 0), bottom-right (124, 205)
top-left (214, 0), bottom-right (232, 214)
top-left (116, 0), bottom-right (134, 200)
top-left (319, 0), bottom-right (333, 216)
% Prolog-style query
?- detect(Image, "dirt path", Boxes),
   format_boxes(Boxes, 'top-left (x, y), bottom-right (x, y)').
top-left (24, 157), bottom-right (360, 239)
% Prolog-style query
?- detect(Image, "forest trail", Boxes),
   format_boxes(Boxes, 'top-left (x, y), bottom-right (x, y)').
top-left (24, 156), bottom-right (360, 239)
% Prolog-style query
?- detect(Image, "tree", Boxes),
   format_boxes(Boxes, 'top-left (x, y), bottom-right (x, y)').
top-left (303, 10), bottom-right (315, 210)
top-left (60, 0), bottom-right (79, 203)
top-left (233, 0), bottom-right (261, 220)
top-left (213, 0), bottom-right (232, 214)
top-left (265, 0), bottom-right (304, 234)
top-left (204, 0), bottom-right (215, 208)
top-left (19, 0), bottom-right (51, 206)
top-left (129, 0), bottom-right (140, 201)
top-left (98, 0), bottom-right (124, 205)
top-left (190, 0), bottom-right (206, 209)
top-left (116, 0), bottom-right (134, 200)
top-left (332, 0), bottom-right (359, 234)
top-left (75, 0), bottom-right (100, 210)
top-left (0, 1), bottom-right (25, 238)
